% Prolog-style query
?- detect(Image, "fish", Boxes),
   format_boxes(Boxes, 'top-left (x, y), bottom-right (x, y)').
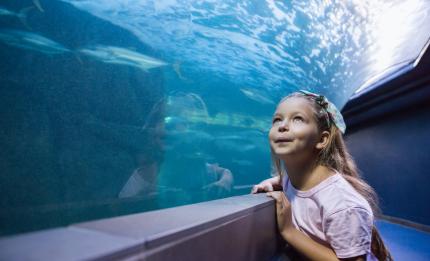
top-left (214, 138), bottom-right (257, 152)
top-left (213, 131), bottom-right (268, 152)
top-left (0, 29), bottom-right (70, 54)
top-left (33, 0), bottom-right (44, 12)
top-left (231, 159), bottom-right (254, 166)
top-left (0, 6), bottom-right (34, 28)
top-left (0, 7), bottom-right (21, 17)
top-left (79, 45), bottom-right (168, 72)
top-left (173, 61), bottom-right (188, 81)
top-left (240, 88), bottom-right (275, 105)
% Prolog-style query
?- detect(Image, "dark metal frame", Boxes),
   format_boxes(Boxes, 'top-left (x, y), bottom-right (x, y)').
top-left (343, 38), bottom-right (430, 129)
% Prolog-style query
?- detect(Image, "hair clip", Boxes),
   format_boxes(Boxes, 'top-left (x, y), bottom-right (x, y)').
top-left (297, 90), bottom-right (346, 134)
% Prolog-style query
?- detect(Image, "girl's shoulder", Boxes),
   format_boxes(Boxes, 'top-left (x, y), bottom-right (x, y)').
top-left (313, 174), bottom-right (373, 217)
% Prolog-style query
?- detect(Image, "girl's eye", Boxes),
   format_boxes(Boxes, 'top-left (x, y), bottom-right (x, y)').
top-left (293, 116), bottom-right (304, 122)
top-left (272, 118), bottom-right (282, 124)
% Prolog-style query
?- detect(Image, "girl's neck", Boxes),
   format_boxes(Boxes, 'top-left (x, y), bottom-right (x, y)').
top-left (285, 161), bottom-right (334, 191)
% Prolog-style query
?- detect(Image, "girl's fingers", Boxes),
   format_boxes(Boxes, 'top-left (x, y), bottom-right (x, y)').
top-left (251, 185), bottom-right (262, 194)
top-left (266, 191), bottom-right (282, 202)
top-left (267, 192), bottom-right (290, 208)
top-left (267, 192), bottom-right (285, 214)
top-left (263, 183), bottom-right (274, 192)
top-left (252, 183), bottom-right (274, 193)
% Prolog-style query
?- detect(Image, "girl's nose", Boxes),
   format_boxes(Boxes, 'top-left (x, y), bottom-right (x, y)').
top-left (278, 119), bottom-right (289, 131)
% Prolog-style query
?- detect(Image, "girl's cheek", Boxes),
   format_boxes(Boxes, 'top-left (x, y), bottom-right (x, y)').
top-left (269, 128), bottom-right (278, 141)
top-left (268, 128), bottom-right (274, 138)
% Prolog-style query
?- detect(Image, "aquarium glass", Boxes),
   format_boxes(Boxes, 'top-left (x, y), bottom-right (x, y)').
top-left (1, 0), bottom-right (429, 235)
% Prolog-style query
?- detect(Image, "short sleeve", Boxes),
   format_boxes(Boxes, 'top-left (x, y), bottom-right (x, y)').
top-left (324, 207), bottom-right (373, 258)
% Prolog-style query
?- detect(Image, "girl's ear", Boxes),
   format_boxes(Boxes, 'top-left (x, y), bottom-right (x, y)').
top-left (315, 130), bottom-right (330, 150)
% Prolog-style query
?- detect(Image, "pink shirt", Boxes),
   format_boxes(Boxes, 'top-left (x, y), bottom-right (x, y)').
top-left (283, 173), bottom-right (377, 260)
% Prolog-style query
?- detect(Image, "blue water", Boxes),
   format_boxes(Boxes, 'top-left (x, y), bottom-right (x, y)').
top-left (0, 0), bottom-right (429, 235)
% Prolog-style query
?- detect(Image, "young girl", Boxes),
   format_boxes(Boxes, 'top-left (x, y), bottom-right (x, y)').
top-left (252, 90), bottom-right (392, 261)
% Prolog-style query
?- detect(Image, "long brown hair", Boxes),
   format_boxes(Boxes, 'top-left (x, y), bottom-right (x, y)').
top-left (272, 92), bottom-right (392, 261)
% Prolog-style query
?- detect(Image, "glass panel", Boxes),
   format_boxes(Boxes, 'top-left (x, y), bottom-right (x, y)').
top-left (1, 0), bottom-right (429, 235)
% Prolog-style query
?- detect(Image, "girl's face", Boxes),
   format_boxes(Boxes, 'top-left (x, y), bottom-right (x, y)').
top-left (269, 97), bottom-right (321, 160)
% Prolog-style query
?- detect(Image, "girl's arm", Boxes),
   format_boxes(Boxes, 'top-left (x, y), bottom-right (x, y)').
top-left (267, 191), bottom-right (366, 261)
top-left (282, 228), bottom-right (365, 261)
top-left (251, 175), bottom-right (283, 193)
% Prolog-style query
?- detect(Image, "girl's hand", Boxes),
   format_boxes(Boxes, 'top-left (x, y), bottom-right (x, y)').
top-left (266, 191), bottom-right (295, 238)
top-left (251, 180), bottom-right (274, 193)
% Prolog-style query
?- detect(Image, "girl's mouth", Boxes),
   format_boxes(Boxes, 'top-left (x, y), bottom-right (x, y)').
top-left (275, 138), bottom-right (293, 143)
